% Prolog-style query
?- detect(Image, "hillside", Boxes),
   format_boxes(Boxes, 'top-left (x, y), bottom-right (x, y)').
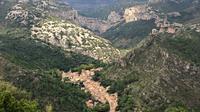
top-left (96, 29), bottom-right (200, 112)
top-left (0, 80), bottom-right (41, 112)
top-left (1, 0), bottom-right (200, 112)
top-left (150, 0), bottom-right (200, 24)
top-left (101, 0), bottom-right (200, 48)
top-left (0, 25), bottom-right (106, 111)
top-left (102, 19), bottom-right (156, 48)
top-left (1, 0), bottom-right (120, 62)
top-left (0, 0), bottom-right (119, 111)
top-left (31, 19), bottom-right (120, 62)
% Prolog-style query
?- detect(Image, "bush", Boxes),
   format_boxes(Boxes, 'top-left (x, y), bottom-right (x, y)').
top-left (72, 64), bottom-right (95, 72)
top-left (0, 81), bottom-right (41, 112)
top-left (91, 103), bottom-right (110, 112)
top-left (162, 30), bottom-right (200, 66)
top-left (164, 106), bottom-right (188, 112)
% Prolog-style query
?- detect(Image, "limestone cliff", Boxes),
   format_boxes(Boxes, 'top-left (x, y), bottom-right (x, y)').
top-left (123, 5), bottom-right (157, 23)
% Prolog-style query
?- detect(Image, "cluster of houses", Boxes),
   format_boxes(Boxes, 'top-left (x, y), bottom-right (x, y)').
top-left (152, 16), bottom-right (183, 34)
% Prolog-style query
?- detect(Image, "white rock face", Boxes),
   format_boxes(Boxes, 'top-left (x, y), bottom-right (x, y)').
top-left (123, 5), bottom-right (157, 23)
top-left (107, 11), bottom-right (122, 23)
top-left (31, 20), bottom-right (120, 62)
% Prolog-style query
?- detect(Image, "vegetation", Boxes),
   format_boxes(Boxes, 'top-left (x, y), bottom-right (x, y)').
top-left (1, 1), bottom-right (200, 112)
top-left (164, 106), bottom-right (188, 112)
top-left (0, 1), bottom-right (17, 22)
top-left (96, 30), bottom-right (200, 112)
top-left (102, 19), bottom-right (156, 48)
top-left (152, 0), bottom-right (200, 24)
top-left (0, 27), bottom-right (104, 111)
top-left (0, 81), bottom-right (41, 112)
top-left (91, 103), bottom-right (110, 112)
top-left (0, 28), bottom-right (101, 71)
top-left (160, 30), bottom-right (200, 66)
top-left (151, 0), bottom-right (193, 13)
top-left (92, 69), bottom-right (139, 111)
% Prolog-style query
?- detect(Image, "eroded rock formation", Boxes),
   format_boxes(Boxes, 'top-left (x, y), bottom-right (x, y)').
top-left (123, 5), bottom-right (157, 23)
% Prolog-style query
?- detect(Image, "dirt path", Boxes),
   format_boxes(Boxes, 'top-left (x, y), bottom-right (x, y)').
top-left (62, 68), bottom-right (118, 112)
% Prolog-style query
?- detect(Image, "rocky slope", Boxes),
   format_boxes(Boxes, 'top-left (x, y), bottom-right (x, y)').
top-left (2, 0), bottom-right (120, 63)
top-left (31, 20), bottom-right (120, 62)
top-left (123, 5), bottom-right (157, 23)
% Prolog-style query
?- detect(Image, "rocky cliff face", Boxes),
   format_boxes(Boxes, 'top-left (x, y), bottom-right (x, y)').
top-left (123, 5), bottom-right (157, 23)
top-left (76, 16), bottom-right (112, 34)
top-left (76, 11), bottom-right (123, 34)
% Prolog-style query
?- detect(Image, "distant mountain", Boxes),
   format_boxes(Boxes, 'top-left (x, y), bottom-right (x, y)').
top-left (64, 0), bottom-right (147, 20)
top-left (63, 0), bottom-right (113, 11)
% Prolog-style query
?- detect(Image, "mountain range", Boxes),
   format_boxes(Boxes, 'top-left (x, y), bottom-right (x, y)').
top-left (0, 0), bottom-right (200, 112)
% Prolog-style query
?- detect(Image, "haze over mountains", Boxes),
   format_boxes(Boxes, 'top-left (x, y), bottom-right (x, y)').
top-left (0, 0), bottom-right (200, 112)
top-left (63, 0), bottom-right (114, 11)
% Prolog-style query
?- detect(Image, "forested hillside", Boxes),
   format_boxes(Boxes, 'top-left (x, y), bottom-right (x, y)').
top-left (96, 29), bottom-right (200, 112)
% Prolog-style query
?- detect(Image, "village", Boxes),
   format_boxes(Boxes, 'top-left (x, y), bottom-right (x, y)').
top-left (62, 68), bottom-right (118, 112)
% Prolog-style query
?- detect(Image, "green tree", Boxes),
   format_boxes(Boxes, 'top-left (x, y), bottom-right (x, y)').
top-left (165, 106), bottom-right (188, 112)
top-left (0, 92), bottom-right (40, 112)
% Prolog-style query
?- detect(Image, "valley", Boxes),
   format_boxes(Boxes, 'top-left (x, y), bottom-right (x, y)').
top-left (0, 0), bottom-right (200, 112)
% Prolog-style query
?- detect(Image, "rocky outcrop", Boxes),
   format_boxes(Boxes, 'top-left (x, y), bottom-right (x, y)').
top-left (31, 20), bottom-right (120, 62)
top-left (107, 11), bottom-right (122, 23)
top-left (123, 5), bottom-right (157, 23)
top-left (5, 3), bottom-right (39, 26)
top-left (190, 24), bottom-right (200, 32)
top-left (167, 12), bottom-right (181, 17)
top-left (77, 16), bottom-right (112, 34)
top-left (76, 11), bottom-right (123, 34)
